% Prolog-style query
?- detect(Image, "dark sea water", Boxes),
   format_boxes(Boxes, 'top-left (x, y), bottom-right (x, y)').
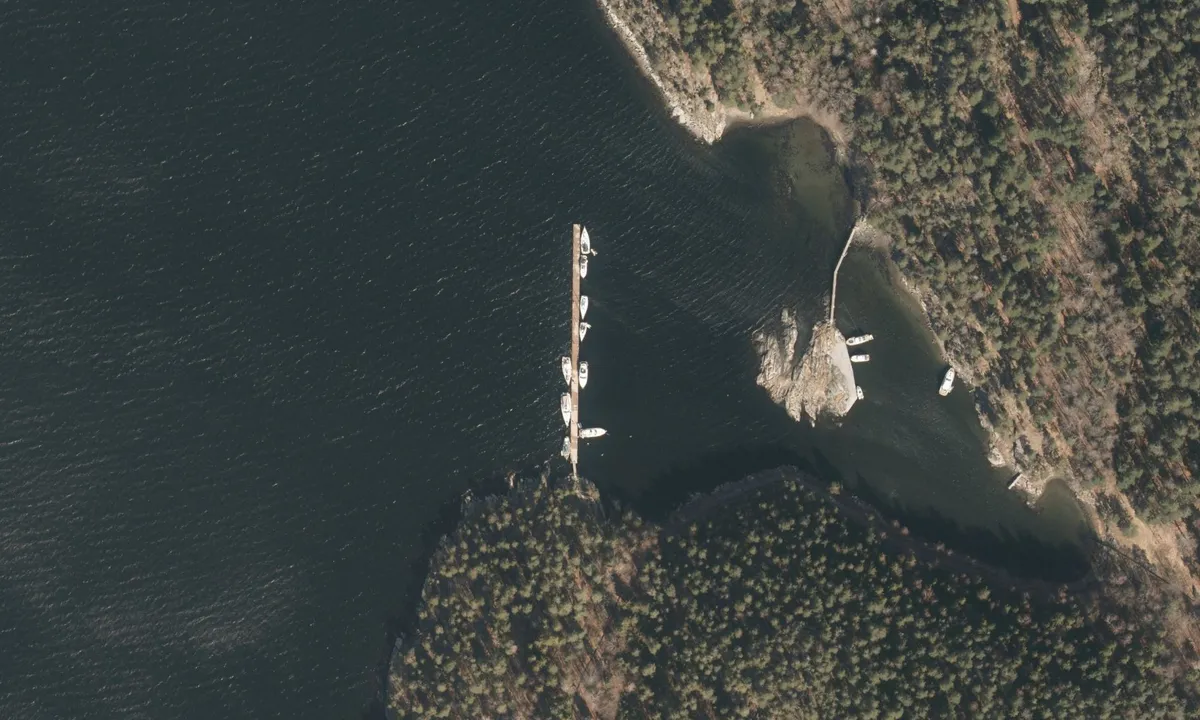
top-left (0, 2), bottom-right (1087, 718)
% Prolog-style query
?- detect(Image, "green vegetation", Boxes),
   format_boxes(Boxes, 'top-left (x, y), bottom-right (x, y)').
top-left (632, 0), bottom-right (1200, 521)
top-left (388, 480), bottom-right (653, 718)
top-left (389, 474), bottom-right (1195, 718)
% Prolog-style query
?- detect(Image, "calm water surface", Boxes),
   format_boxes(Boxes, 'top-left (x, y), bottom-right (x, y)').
top-left (0, 2), bottom-right (1086, 718)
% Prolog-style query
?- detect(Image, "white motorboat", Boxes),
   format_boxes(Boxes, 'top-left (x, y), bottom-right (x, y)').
top-left (561, 356), bottom-right (572, 385)
top-left (560, 393), bottom-right (572, 426)
top-left (579, 255), bottom-right (588, 278)
top-left (856, 386), bottom-right (864, 400)
top-left (850, 354), bottom-right (870, 363)
top-left (579, 322), bottom-right (591, 341)
top-left (846, 334), bottom-right (874, 346)
top-left (560, 437), bottom-right (571, 459)
top-left (939, 367), bottom-right (956, 396)
top-left (580, 295), bottom-right (589, 319)
top-left (579, 361), bottom-right (589, 388)
top-left (579, 427), bottom-right (607, 439)
top-left (580, 227), bottom-right (591, 255)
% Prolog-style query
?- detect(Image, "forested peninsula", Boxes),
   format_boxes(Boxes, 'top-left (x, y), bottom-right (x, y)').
top-left (597, 0), bottom-right (1200, 594)
top-left (387, 472), bottom-right (1197, 718)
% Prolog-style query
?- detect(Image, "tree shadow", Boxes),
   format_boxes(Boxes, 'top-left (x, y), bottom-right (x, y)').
top-left (359, 460), bottom-right (554, 720)
top-left (636, 444), bottom-right (1092, 584)
top-left (845, 460), bottom-right (1093, 583)
top-left (627, 443), bottom-right (814, 522)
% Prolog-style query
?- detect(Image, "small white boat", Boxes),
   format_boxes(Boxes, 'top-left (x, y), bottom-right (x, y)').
top-left (850, 354), bottom-right (870, 363)
top-left (939, 367), bottom-right (955, 396)
top-left (846, 334), bottom-right (874, 346)
top-left (579, 361), bottom-right (589, 388)
top-left (561, 356), bottom-right (572, 385)
top-left (856, 386), bottom-right (864, 400)
top-left (579, 255), bottom-right (588, 278)
top-left (579, 427), bottom-right (607, 439)
top-left (580, 227), bottom-right (591, 255)
top-left (560, 437), bottom-right (571, 459)
top-left (579, 322), bottom-right (591, 341)
top-left (560, 394), bottom-right (572, 426)
top-left (580, 295), bottom-right (589, 319)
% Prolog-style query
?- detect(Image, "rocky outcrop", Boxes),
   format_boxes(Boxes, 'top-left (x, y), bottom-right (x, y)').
top-left (755, 311), bottom-right (856, 424)
top-left (595, 0), bottom-right (727, 143)
top-left (596, 0), bottom-right (841, 146)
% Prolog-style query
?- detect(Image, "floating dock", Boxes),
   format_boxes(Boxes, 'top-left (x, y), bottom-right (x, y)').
top-left (569, 223), bottom-right (582, 477)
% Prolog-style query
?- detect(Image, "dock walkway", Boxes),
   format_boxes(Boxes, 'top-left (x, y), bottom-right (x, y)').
top-left (829, 220), bottom-right (863, 323)
top-left (569, 224), bottom-right (581, 477)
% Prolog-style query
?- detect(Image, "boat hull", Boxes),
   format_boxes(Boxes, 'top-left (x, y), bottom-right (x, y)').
top-left (938, 369), bottom-right (955, 396)
top-left (560, 394), bottom-right (572, 426)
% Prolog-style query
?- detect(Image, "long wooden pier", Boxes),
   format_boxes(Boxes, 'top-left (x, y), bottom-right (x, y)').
top-left (569, 223), bottom-right (582, 477)
top-left (829, 219), bottom-right (864, 323)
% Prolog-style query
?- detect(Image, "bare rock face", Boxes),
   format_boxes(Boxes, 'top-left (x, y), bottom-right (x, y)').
top-left (755, 310), bottom-right (856, 424)
top-left (987, 444), bottom-right (1007, 468)
top-left (595, 0), bottom-right (726, 144)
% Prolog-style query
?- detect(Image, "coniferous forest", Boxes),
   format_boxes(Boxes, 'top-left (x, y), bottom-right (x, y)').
top-left (388, 474), bottom-right (1197, 719)
top-left (389, 3), bottom-right (1200, 713)
top-left (612, 0), bottom-right (1200, 524)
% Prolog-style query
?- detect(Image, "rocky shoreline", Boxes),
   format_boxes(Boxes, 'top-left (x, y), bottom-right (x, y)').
top-left (595, 0), bottom-right (815, 145)
top-left (594, 0), bottom-right (725, 143)
top-left (588, 0), bottom-right (1200, 670)
top-left (594, 2), bottom-right (1056, 505)
top-left (883, 237), bottom-right (1056, 504)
